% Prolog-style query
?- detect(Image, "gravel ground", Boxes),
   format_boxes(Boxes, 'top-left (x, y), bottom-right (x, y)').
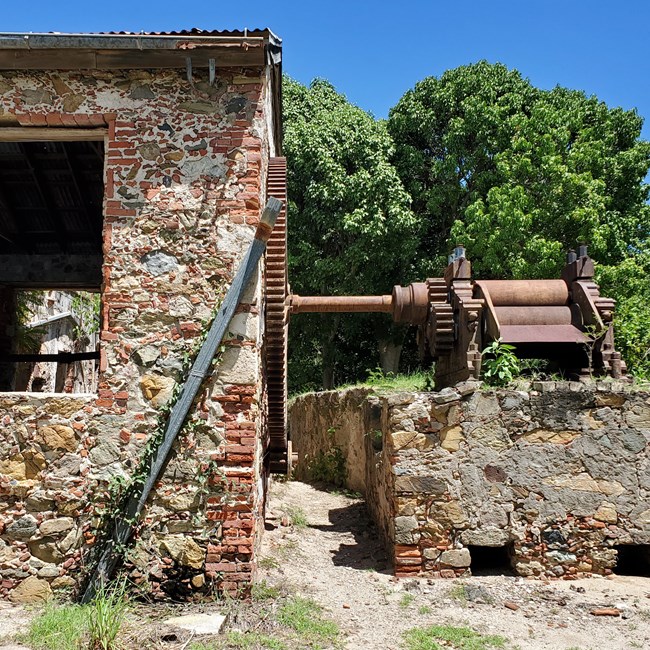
top-left (260, 480), bottom-right (650, 650)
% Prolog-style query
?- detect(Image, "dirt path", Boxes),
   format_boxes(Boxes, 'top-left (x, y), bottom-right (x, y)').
top-left (260, 480), bottom-right (650, 650)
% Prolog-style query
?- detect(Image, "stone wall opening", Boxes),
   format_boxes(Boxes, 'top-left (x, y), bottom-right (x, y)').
top-left (0, 139), bottom-right (105, 392)
top-left (614, 545), bottom-right (650, 577)
top-left (466, 544), bottom-right (515, 576)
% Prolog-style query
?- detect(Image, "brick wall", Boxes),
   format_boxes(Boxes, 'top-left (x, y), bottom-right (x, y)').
top-left (0, 67), bottom-right (273, 601)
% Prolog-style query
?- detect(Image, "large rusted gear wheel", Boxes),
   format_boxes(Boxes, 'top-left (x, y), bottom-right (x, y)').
top-left (424, 278), bottom-right (455, 357)
top-left (264, 157), bottom-right (290, 473)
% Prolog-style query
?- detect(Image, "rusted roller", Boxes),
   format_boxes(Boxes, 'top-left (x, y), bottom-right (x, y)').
top-left (290, 294), bottom-right (392, 314)
top-left (478, 280), bottom-right (569, 306)
top-left (494, 306), bottom-right (573, 326)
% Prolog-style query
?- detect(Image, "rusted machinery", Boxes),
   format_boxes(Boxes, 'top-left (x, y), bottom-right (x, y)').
top-left (263, 158), bottom-right (624, 472)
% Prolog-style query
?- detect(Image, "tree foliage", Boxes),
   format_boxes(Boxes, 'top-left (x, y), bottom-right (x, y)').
top-left (389, 61), bottom-right (650, 279)
top-left (283, 78), bottom-right (419, 389)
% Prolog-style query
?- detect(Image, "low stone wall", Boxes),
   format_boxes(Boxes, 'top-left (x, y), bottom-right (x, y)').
top-left (289, 381), bottom-right (650, 579)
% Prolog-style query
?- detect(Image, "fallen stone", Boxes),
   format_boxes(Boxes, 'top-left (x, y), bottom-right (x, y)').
top-left (433, 387), bottom-right (460, 404)
top-left (504, 601), bottom-right (520, 611)
top-left (9, 576), bottom-right (52, 603)
top-left (163, 612), bottom-right (226, 635)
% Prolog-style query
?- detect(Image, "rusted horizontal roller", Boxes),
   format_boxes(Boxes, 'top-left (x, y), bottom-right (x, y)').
top-left (478, 280), bottom-right (569, 306)
top-left (290, 294), bottom-right (392, 314)
top-left (500, 324), bottom-right (586, 344)
top-left (494, 306), bottom-right (573, 326)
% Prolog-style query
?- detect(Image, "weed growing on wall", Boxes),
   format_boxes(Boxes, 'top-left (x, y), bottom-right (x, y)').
top-left (481, 340), bottom-right (520, 387)
top-left (305, 427), bottom-right (347, 486)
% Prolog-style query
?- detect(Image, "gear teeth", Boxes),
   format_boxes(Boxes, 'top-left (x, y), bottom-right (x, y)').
top-left (426, 278), bottom-right (455, 357)
top-left (264, 157), bottom-right (289, 473)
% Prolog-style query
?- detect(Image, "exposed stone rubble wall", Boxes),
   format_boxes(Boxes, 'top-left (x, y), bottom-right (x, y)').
top-left (289, 382), bottom-right (650, 579)
top-left (0, 67), bottom-right (273, 601)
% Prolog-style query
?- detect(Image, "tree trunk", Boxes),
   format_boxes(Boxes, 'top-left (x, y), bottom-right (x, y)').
top-left (378, 339), bottom-right (403, 375)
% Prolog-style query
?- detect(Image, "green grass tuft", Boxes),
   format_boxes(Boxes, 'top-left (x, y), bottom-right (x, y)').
top-left (278, 596), bottom-right (339, 643)
top-left (285, 506), bottom-right (309, 529)
top-left (402, 625), bottom-right (507, 650)
top-left (20, 603), bottom-right (88, 650)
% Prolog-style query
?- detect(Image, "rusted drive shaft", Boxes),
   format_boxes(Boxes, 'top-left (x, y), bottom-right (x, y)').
top-left (290, 294), bottom-right (392, 313)
top-left (289, 282), bottom-right (430, 325)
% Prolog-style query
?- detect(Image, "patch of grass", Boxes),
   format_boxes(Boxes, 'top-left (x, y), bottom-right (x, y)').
top-left (448, 584), bottom-right (468, 605)
top-left (286, 506), bottom-right (308, 529)
top-left (19, 580), bottom-right (130, 650)
top-left (272, 539), bottom-right (300, 561)
top-left (88, 578), bottom-right (130, 650)
top-left (277, 596), bottom-right (340, 645)
top-left (329, 487), bottom-right (362, 499)
top-left (20, 602), bottom-right (88, 650)
top-left (225, 632), bottom-right (288, 649)
top-left (418, 605), bottom-right (432, 615)
top-left (251, 580), bottom-right (282, 601)
top-left (258, 556), bottom-right (280, 570)
top-left (336, 369), bottom-right (434, 393)
top-left (399, 593), bottom-right (416, 608)
top-left (402, 625), bottom-right (507, 650)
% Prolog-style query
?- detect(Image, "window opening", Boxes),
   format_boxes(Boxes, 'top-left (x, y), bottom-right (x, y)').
top-left (0, 139), bottom-right (105, 393)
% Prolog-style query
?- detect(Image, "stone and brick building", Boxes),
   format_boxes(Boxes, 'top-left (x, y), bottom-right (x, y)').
top-left (0, 29), bottom-right (283, 601)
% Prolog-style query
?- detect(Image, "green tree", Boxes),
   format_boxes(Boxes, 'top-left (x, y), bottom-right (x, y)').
top-left (389, 61), bottom-right (650, 373)
top-left (284, 78), bottom-right (419, 390)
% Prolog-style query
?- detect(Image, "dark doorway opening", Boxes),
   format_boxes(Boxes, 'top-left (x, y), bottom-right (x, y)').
top-left (614, 545), bottom-right (650, 577)
top-left (467, 544), bottom-right (515, 576)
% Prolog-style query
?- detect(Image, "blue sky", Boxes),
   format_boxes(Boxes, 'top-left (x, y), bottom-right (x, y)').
top-left (3, 1), bottom-right (649, 139)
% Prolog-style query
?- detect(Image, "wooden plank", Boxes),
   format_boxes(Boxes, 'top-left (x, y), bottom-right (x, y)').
top-left (95, 47), bottom-right (264, 69)
top-left (0, 46), bottom-right (264, 71)
top-left (81, 197), bottom-right (282, 603)
top-left (0, 253), bottom-right (102, 287)
top-left (0, 128), bottom-right (107, 142)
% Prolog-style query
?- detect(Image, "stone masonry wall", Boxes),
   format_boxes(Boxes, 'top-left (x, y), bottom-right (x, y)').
top-left (289, 381), bottom-right (650, 580)
top-left (0, 67), bottom-right (273, 601)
